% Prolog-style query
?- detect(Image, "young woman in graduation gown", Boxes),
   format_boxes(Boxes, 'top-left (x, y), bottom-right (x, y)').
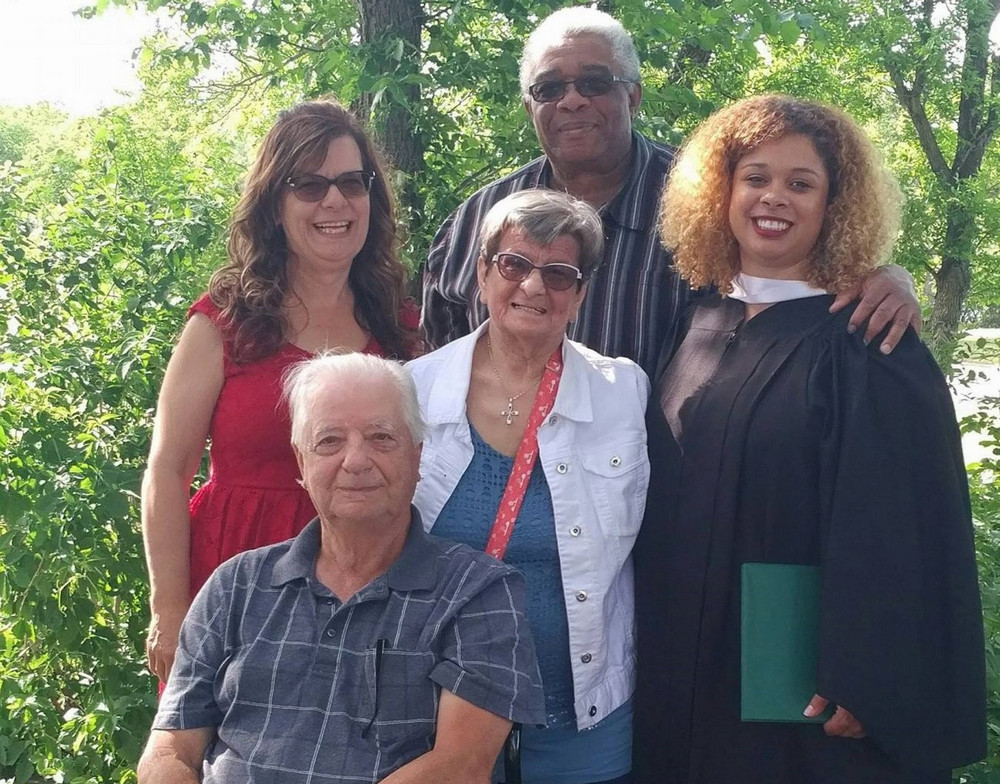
top-left (632, 95), bottom-right (985, 784)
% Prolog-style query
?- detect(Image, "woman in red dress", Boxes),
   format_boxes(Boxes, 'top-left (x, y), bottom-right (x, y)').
top-left (141, 98), bottom-right (419, 683)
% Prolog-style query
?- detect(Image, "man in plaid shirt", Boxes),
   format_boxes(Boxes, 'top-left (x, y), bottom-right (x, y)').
top-left (138, 354), bottom-right (544, 783)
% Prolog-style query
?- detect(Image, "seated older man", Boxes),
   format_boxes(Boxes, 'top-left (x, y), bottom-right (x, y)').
top-left (138, 353), bottom-right (545, 784)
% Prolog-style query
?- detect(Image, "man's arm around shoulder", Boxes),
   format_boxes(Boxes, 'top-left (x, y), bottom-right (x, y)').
top-left (379, 690), bottom-right (511, 784)
top-left (138, 727), bottom-right (213, 784)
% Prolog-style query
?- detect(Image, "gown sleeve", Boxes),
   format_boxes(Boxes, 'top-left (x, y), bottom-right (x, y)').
top-left (813, 322), bottom-right (986, 772)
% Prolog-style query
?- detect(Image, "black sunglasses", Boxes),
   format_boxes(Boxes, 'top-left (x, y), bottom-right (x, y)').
top-left (285, 170), bottom-right (375, 202)
top-left (528, 74), bottom-right (635, 103)
top-left (491, 252), bottom-right (583, 291)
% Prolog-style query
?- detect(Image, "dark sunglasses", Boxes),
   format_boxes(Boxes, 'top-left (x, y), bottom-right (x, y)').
top-left (285, 170), bottom-right (375, 202)
top-left (528, 74), bottom-right (635, 103)
top-left (491, 252), bottom-right (583, 291)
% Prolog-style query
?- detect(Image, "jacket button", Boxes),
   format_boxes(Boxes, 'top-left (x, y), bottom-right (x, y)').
top-left (326, 629), bottom-right (336, 638)
top-left (576, 591), bottom-right (588, 602)
top-left (609, 455), bottom-right (622, 467)
top-left (549, 415), bottom-right (558, 425)
top-left (556, 463), bottom-right (568, 474)
top-left (570, 525), bottom-right (581, 536)
top-left (589, 705), bottom-right (597, 717)
top-left (581, 652), bottom-right (592, 663)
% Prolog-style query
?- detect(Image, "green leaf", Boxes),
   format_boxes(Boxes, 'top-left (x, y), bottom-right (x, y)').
top-left (779, 20), bottom-right (800, 45)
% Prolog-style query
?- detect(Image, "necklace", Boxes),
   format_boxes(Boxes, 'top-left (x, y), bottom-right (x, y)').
top-left (486, 336), bottom-right (534, 426)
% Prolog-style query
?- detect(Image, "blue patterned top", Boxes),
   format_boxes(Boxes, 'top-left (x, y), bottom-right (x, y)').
top-left (433, 427), bottom-right (632, 783)
top-left (434, 426), bottom-right (576, 728)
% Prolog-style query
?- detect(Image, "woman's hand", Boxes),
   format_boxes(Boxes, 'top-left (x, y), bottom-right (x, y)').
top-left (829, 264), bottom-right (920, 354)
top-left (804, 694), bottom-right (867, 738)
top-left (146, 604), bottom-right (188, 682)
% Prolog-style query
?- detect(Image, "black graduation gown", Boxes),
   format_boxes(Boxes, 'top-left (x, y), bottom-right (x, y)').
top-left (633, 295), bottom-right (985, 784)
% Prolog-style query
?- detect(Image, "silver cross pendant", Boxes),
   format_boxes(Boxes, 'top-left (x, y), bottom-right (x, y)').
top-left (500, 399), bottom-right (519, 425)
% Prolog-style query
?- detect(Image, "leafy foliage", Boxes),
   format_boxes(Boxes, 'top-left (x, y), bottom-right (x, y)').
top-left (1, 0), bottom-right (998, 781)
top-left (0, 64), bottom-right (256, 783)
top-left (954, 339), bottom-right (1000, 782)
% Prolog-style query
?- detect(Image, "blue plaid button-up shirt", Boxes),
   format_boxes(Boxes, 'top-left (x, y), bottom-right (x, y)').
top-left (155, 510), bottom-right (545, 783)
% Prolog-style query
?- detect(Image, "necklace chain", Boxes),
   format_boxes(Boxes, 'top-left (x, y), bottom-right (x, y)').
top-left (486, 335), bottom-right (534, 426)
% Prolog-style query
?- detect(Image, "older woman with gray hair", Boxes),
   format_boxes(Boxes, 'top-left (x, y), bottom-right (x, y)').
top-left (407, 189), bottom-right (649, 784)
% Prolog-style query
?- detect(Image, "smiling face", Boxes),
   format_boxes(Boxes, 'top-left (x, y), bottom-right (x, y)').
top-left (477, 228), bottom-right (587, 346)
top-left (294, 377), bottom-right (421, 530)
top-left (728, 133), bottom-right (831, 280)
top-left (523, 33), bottom-right (640, 174)
top-left (279, 135), bottom-right (371, 276)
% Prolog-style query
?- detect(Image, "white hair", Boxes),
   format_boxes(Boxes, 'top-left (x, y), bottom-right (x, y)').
top-left (519, 7), bottom-right (641, 98)
top-left (283, 352), bottom-right (425, 449)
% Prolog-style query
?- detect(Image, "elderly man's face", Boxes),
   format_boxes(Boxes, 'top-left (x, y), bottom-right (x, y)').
top-left (523, 33), bottom-right (640, 172)
top-left (294, 377), bottom-right (421, 529)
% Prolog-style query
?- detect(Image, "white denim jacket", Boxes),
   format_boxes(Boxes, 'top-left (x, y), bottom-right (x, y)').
top-left (407, 322), bottom-right (650, 730)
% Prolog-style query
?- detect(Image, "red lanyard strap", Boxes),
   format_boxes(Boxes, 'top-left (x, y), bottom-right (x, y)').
top-left (485, 346), bottom-right (564, 560)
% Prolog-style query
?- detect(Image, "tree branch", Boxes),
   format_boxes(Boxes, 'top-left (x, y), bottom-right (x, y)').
top-left (886, 62), bottom-right (953, 185)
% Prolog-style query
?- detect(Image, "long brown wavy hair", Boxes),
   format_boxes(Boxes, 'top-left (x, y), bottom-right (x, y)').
top-left (209, 98), bottom-right (414, 361)
top-left (660, 95), bottom-right (902, 294)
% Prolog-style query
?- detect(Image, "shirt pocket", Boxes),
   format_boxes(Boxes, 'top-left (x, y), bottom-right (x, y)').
top-left (368, 647), bottom-right (439, 757)
top-left (579, 439), bottom-right (648, 543)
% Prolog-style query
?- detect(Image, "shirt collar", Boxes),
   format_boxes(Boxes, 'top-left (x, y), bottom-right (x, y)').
top-left (604, 132), bottom-right (657, 232)
top-left (383, 508), bottom-right (440, 592)
top-left (538, 131), bottom-right (652, 233)
top-left (271, 507), bottom-right (439, 592)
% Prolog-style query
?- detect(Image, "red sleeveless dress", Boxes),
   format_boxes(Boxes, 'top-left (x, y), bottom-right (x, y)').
top-left (186, 294), bottom-right (417, 596)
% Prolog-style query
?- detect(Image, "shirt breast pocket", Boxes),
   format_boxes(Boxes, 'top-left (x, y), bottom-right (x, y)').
top-left (369, 647), bottom-right (439, 756)
top-left (580, 440), bottom-right (649, 542)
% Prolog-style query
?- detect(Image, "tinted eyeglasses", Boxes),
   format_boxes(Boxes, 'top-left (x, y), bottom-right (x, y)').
top-left (285, 170), bottom-right (375, 202)
top-left (528, 74), bottom-right (635, 103)
top-left (491, 252), bottom-right (584, 291)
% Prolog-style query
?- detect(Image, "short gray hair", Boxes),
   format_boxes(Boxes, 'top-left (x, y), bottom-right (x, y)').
top-left (283, 352), bottom-right (425, 449)
top-left (519, 7), bottom-right (641, 98)
top-left (478, 189), bottom-right (605, 281)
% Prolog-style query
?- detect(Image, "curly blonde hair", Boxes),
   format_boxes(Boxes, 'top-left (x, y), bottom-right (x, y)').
top-left (660, 95), bottom-right (902, 293)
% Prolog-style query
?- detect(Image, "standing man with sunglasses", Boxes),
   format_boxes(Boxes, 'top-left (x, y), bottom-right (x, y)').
top-left (422, 7), bottom-right (921, 375)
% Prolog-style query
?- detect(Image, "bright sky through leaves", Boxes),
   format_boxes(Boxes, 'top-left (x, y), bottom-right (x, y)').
top-left (0, 0), bottom-right (997, 116)
top-left (0, 0), bottom-right (162, 115)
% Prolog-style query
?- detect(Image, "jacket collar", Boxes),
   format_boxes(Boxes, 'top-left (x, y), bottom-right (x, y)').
top-left (423, 321), bottom-right (594, 426)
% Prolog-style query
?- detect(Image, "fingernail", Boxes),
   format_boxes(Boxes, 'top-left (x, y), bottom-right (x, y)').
top-left (880, 343), bottom-right (891, 355)
top-left (847, 324), bottom-right (856, 334)
top-left (803, 704), bottom-right (817, 717)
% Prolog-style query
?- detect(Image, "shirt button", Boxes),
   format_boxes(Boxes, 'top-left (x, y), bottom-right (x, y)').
top-left (576, 590), bottom-right (588, 602)
top-left (589, 705), bottom-right (597, 717)
top-left (549, 415), bottom-right (558, 425)
top-left (609, 455), bottom-right (622, 468)
top-left (570, 525), bottom-right (581, 537)
top-left (326, 629), bottom-right (336, 638)
top-left (556, 463), bottom-right (568, 474)
top-left (581, 652), bottom-right (592, 663)
top-left (325, 598), bottom-right (335, 605)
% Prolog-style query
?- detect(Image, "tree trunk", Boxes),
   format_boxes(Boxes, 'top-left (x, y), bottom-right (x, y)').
top-left (930, 199), bottom-right (975, 362)
top-left (355, 0), bottom-right (425, 263)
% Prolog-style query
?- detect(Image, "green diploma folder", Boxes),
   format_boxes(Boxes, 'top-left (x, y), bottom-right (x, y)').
top-left (740, 562), bottom-right (833, 723)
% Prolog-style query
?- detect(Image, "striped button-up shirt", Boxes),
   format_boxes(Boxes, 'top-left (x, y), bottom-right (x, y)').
top-left (422, 132), bottom-right (690, 376)
top-left (154, 513), bottom-right (545, 783)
